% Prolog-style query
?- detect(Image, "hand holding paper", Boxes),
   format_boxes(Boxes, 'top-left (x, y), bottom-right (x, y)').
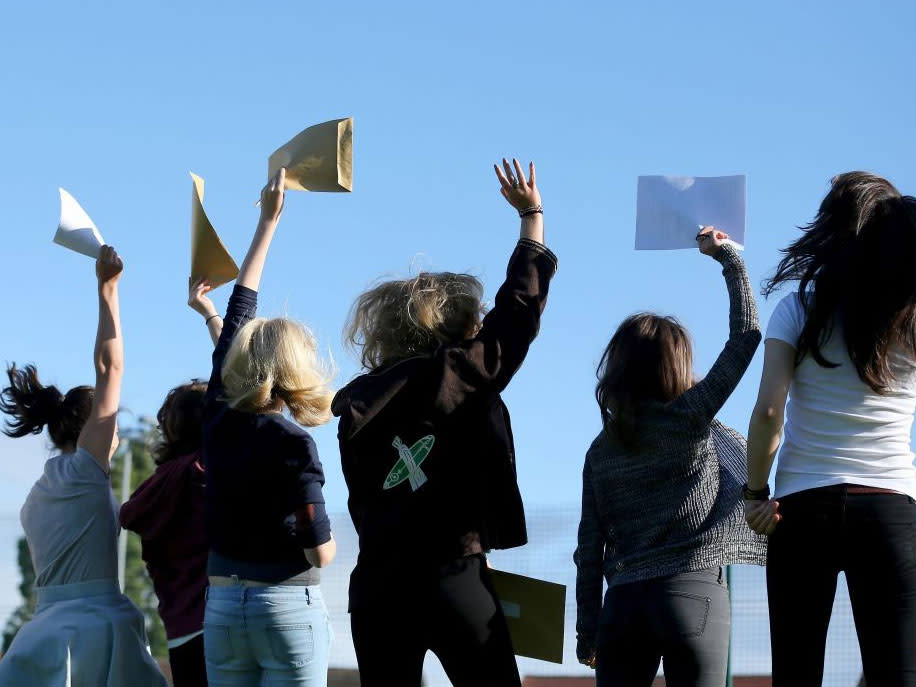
top-left (268, 118), bottom-right (353, 193)
top-left (190, 172), bottom-right (239, 289)
top-left (54, 188), bottom-right (106, 259)
top-left (635, 175), bottom-right (746, 250)
top-left (696, 226), bottom-right (730, 256)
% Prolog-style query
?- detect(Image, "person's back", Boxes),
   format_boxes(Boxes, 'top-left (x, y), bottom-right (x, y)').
top-left (746, 172), bottom-right (916, 686)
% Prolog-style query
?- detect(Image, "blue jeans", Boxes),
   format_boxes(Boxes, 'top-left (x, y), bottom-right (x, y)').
top-left (204, 584), bottom-right (332, 687)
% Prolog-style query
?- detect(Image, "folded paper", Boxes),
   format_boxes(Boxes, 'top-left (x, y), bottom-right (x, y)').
top-left (268, 118), bottom-right (353, 192)
top-left (489, 569), bottom-right (566, 663)
top-left (190, 173), bottom-right (238, 288)
top-left (54, 188), bottom-right (105, 259)
top-left (635, 174), bottom-right (746, 250)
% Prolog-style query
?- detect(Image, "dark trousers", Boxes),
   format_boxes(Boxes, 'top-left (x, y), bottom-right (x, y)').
top-left (595, 567), bottom-right (731, 687)
top-left (767, 486), bottom-right (916, 687)
top-left (350, 554), bottom-right (521, 687)
top-left (169, 633), bottom-right (208, 687)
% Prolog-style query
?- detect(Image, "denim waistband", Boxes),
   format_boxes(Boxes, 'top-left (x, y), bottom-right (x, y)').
top-left (206, 583), bottom-right (323, 604)
top-left (35, 578), bottom-right (121, 606)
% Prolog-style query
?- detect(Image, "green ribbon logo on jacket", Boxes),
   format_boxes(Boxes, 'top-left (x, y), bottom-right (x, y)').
top-left (384, 435), bottom-right (435, 491)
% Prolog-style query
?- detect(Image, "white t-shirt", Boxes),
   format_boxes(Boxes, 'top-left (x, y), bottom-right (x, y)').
top-left (767, 292), bottom-right (916, 499)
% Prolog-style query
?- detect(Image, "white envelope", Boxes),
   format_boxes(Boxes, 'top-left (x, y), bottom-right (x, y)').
top-left (54, 188), bottom-right (105, 259)
top-left (635, 175), bottom-right (746, 250)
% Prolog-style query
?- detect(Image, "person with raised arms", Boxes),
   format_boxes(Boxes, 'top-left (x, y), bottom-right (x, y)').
top-left (574, 227), bottom-right (766, 687)
top-left (201, 168), bottom-right (337, 686)
top-left (332, 158), bottom-right (558, 687)
top-left (0, 246), bottom-right (167, 686)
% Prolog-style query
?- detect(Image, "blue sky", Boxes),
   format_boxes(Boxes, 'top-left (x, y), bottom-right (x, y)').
top-left (1, 1), bottom-right (915, 539)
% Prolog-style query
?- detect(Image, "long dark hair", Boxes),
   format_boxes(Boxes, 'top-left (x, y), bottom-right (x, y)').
top-left (0, 364), bottom-right (94, 450)
top-left (763, 172), bottom-right (916, 393)
top-left (154, 380), bottom-right (207, 465)
top-left (595, 313), bottom-right (694, 448)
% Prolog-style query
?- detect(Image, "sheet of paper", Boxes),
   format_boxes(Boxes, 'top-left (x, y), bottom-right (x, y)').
top-left (635, 174), bottom-right (746, 250)
top-left (190, 173), bottom-right (238, 289)
top-left (489, 569), bottom-right (566, 663)
top-left (268, 117), bottom-right (353, 192)
top-left (54, 188), bottom-right (105, 259)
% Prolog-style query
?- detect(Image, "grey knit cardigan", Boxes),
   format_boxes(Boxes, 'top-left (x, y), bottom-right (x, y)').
top-left (574, 245), bottom-right (768, 652)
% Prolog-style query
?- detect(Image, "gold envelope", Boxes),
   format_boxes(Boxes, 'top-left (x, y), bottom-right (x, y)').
top-left (489, 569), bottom-right (567, 664)
top-left (190, 173), bottom-right (239, 288)
top-left (268, 118), bottom-right (353, 192)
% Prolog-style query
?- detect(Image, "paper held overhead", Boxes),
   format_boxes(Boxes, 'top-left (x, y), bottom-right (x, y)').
top-left (268, 118), bottom-right (353, 192)
top-left (635, 174), bottom-right (746, 250)
top-left (190, 173), bottom-right (238, 289)
top-left (54, 188), bottom-right (106, 259)
top-left (489, 569), bottom-right (566, 664)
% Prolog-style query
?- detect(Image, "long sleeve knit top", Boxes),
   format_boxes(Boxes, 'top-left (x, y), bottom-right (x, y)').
top-left (574, 245), bottom-right (767, 655)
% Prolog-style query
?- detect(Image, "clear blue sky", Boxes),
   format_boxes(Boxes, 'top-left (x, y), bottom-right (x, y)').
top-left (2, 0), bottom-right (915, 518)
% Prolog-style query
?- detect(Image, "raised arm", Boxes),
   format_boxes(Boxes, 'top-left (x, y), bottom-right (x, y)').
top-left (673, 228), bottom-right (762, 420)
top-left (206, 169), bottom-right (286, 403)
top-left (77, 246), bottom-right (124, 472)
top-left (573, 454), bottom-right (606, 670)
top-left (188, 277), bottom-right (223, 347)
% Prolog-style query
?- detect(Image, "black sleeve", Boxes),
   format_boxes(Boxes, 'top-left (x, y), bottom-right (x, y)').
top-left (205, 285), bottom-right (258, 406)
top-left (433, 238), bottom-right (558, 413)
top-left (285, 432), bottom-right (331, 548)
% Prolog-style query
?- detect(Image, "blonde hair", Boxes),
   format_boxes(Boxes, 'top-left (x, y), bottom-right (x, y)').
top-left (220, 318), bottom-right (334, 427)
top-left (346, 272), bottom-right (485, 370)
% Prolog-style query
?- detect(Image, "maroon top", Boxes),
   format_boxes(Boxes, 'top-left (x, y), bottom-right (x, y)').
top-left (119, 452), bottom-right (207, 640)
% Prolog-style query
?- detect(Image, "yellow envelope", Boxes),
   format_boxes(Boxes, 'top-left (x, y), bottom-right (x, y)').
top-left (489, 569), bottom-right (567, 664)
top-left (268, 118), bottom-right (353, 192)
top-left (190, 173), bottom-right (238, 288)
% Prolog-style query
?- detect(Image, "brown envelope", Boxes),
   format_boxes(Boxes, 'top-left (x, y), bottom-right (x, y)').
top-left (489, 569), bottom-right (567, 664)
top-left (268, 118), bottom-right (353, 192)
top-left (190, 173), bottom-right (238, 288)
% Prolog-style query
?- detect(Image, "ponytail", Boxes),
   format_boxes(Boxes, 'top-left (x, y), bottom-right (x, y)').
top-left (1, 364), bottom-right (94, 450)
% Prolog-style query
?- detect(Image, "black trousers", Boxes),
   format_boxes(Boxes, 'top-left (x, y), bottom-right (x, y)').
top-left (169, 633), bottom-right (208, 687)
top-left (767, 486), bottom-right (916, 687)
top-left (595, 567), bottom-right (731, 687)
top-left (350, 554), bottom-right (521, 687)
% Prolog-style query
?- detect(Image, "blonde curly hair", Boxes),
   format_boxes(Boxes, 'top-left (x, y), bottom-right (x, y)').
top-left (346, 272), bottom-right (485, 370)
top-left (221, 318), bottom-right (334, 427)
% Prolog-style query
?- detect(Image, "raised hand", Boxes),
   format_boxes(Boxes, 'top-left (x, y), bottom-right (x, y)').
top-left (696, 226), bottom-right (730, 257)
top-left (494, 158), bottom-right (541, 213)
top-left (259, 167), bottom-right (286, 223)
top-left (96, 245), bottom-right (124, 285)
top-left (188, 277), bottom-right (217, 318)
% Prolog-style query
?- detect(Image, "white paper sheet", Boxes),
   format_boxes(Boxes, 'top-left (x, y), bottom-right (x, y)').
top-left (54, 188), bottom-right (105, 258)
top-left (635, 175), bottom-right (746, 250)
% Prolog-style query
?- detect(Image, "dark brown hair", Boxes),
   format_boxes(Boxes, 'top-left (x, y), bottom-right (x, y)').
top-left (154, 380), bottom-right (208, 465)
top-left (595, 313), bottom-right (695, 448)
top-left (763, 172), bottom-right (916, 393)
top-left (1, 364), bottom-right (93, 450)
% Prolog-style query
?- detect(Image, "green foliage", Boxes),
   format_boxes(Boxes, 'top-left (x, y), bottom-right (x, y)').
top-left (2, 423), bottom-right (169, 659)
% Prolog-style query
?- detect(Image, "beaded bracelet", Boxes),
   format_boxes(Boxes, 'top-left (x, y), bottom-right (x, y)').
top-left (519, 205), bottom-right (543, 218)
top-left (742, 483), bottom-right (771, 501)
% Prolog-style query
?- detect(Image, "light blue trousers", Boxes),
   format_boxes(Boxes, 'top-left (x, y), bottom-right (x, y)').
top-left (204, 583), bottom-right (332, 687)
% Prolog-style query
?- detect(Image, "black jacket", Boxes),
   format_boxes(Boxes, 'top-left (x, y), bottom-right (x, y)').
top-left (332, 238), bottom-right (558, 607)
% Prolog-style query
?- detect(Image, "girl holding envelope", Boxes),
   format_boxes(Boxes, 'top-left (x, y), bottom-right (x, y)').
top-left (574, 228), bottom-right (766, 687)
top-left (745, 173), bottom-right (916, 685)
top-left (0, 247), bottom-right (167, 686)
top-left (201, 169), bottom-right (337, 687)
top-left (333, 159), bottom-right (558, 687)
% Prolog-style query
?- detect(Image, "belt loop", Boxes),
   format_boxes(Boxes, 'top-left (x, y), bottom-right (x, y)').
top-left (718, 567), bottom-right (724, 584)
top-left (306, 587), bottom-right (312, 605)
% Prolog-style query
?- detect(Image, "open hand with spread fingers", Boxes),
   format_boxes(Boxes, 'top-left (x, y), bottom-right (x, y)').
top-left (696, 226), bottom-right (730, 257)
top-left (494, 158), bottom-right (541, 214)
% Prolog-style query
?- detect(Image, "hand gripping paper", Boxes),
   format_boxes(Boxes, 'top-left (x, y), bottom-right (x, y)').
top-left (54, 188), bottom-right (106, 259)
top-left (268, 118), bottom-right (353, 192)
top-left (635, 175), bottom-right (746, 250)
top-left (190, 173), bottom-right (238, 289)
